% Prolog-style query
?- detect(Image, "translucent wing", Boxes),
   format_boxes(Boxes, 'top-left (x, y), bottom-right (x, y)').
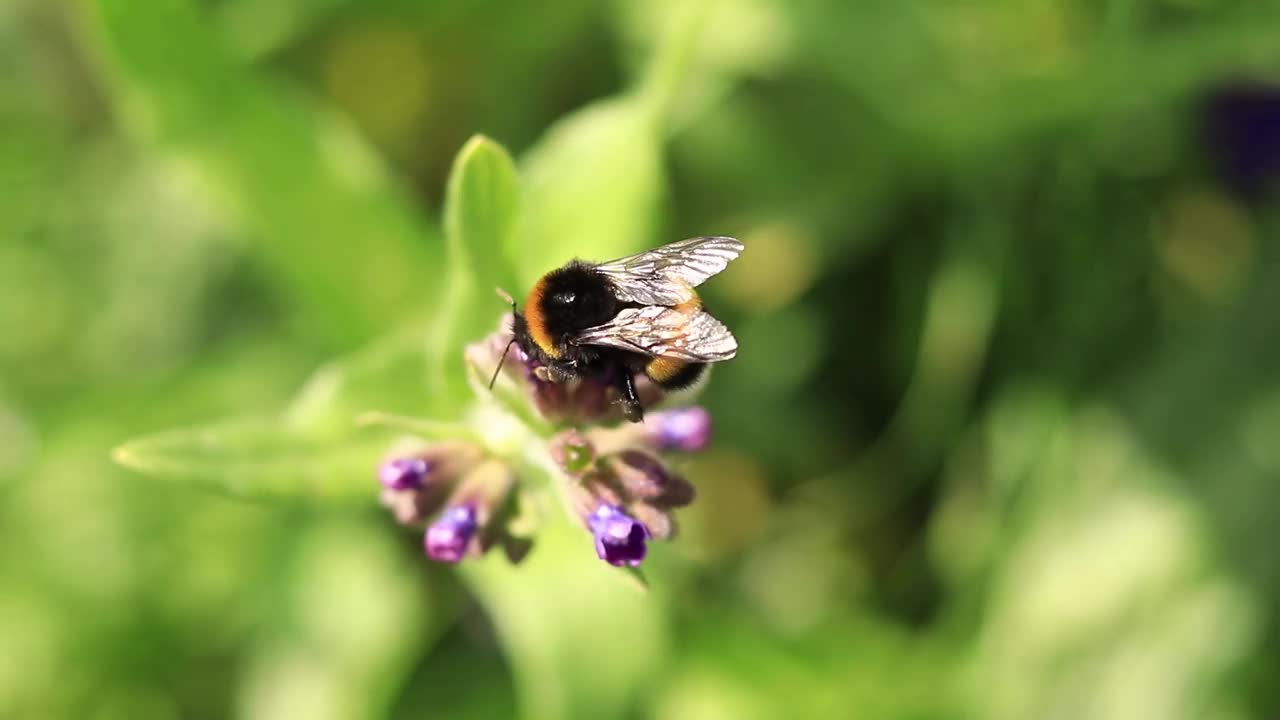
top-left (594, 236), bottom-right (744, 305)
top-left (574, 306), bottom-right (738, 361)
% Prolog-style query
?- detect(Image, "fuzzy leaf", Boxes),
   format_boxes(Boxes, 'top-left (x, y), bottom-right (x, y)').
top-left (285, 320), bottom-right (436, 435)
top-left (112, 419), bottom-right (386, 504)
top-left (430, 135), bottom-right (522, 404)
top-left (355, 412), bottom-right (479, 442)
top-left (516, 96), bottom-right (664, 286)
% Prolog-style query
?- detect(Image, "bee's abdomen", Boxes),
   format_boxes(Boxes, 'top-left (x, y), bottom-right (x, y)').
top-left (644, 357), bottom-right (706, 390)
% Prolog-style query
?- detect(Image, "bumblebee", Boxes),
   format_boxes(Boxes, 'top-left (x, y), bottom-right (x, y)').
top-left (495, 236), bottom-right (743, 422)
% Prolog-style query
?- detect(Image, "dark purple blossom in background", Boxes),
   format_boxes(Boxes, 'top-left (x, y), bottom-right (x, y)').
top-left (647, 407), bottom-right (713, 452)
top-left (1203, 83), bottom-right (1280, 200)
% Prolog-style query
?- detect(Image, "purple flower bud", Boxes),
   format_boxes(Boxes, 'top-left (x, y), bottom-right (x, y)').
top-left (648, 407), bottom-right (712, 452)
top-left (425, 505), bottom-right (478, 563)
top-left (588, 504), bottom-right (650, 567)
top-left (611, 450), bottom-right (671, 500)
top-left (609, 450), bottom-right (696, 508)
top-left (378, 456), bottom-right (432, 490)
top-left (630, 503), bottom-right (675, 541)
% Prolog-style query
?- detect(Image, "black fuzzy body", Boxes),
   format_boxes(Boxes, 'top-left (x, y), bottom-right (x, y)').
top-left (512, 262), bottom-right (682, 421)
top-left (533, 263), bottom-right (620, 345)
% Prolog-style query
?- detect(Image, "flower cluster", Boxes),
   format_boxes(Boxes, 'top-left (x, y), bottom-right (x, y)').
top-left (376, 316), bottom-right (711, 568)
top-left (377, 442), bottom-right (531, 563)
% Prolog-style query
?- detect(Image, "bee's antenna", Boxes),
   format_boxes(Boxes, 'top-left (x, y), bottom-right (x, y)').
top-left (489, 337), bottom-right (517, 390)
top-left (489, 288), bottom-right (519, 391)
top-left (496, 287), bottom-right (516, 310)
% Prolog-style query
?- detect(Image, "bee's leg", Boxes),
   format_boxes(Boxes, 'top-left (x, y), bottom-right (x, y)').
top-left (534, 361), bottom-right (575, 383)
top-left (614, 368), bottom-right (644, 423)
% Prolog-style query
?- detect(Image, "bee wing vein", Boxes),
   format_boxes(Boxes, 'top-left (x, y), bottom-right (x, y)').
top-left (594, 236), bottom-right (743, 305)
top-left (575, 306), bottom-right (737, 361)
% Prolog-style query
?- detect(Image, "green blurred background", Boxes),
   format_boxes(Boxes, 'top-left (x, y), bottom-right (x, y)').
top-left (4, 0), bottom-right (1280, 718)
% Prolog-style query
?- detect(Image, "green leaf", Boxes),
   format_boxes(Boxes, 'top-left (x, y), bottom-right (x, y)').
top-left (355, 411), bottom-right (479, 442)
top-left (115, 319), bottom-right (458, 506)
top-left (445, 135), bottom-right (522, 286)
top-left (284, 319), bottom-right (437, 435)
top-left (430, 135), bottom-right (521, 404)
top-left (516, 95), bottom-right (664, 285)
top-left (85, 0), bottom-right (439, 349)
top-left (462, 515), bottom-right (664, 720)
top-left (512, 2), bottom-right (723, 283)
top-left (215, 0), bottom-right (350, 59)
top-left (463, 349), bottom-right (552, 436)
top-left (112, 418), bottom-right (386, 504)
top-left (626, 0), bottom-right (721, 130)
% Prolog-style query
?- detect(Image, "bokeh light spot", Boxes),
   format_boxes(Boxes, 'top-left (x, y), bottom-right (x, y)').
top-left (1156, 187), bottom-right (1254, 304)
top-left (324, 25), bottom-right (429, 144)
top-left (719, 222), bottom-right (817, 312)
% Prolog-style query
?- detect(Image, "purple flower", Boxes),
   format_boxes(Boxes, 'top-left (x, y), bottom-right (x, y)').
top-left (379, 456), bottom-right (432, 490)
top-left (425, 505), bottom-right (478, 563)
top-left (588, 504), bottom-right (650, 567)
top-left (648, 407), bottom-right (712, 452)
